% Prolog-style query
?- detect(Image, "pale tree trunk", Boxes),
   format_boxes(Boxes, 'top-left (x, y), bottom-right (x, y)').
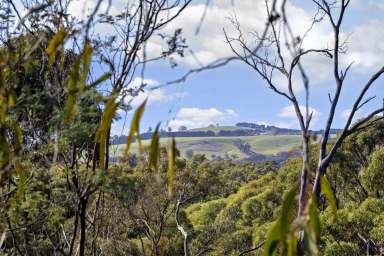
top-left (313, 164), bottom-right (326, 201)
top-left (298, 134), bottom-right (311, 216)
top-left (298, 133), bottom-right (311, 253)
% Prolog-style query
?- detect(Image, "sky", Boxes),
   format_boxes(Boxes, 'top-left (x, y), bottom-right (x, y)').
top-left (66, 0), bottom-right (384, 135)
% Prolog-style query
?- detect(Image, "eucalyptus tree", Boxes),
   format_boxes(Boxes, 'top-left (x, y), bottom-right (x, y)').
top-left (0, 0), bottom-right (192, 255)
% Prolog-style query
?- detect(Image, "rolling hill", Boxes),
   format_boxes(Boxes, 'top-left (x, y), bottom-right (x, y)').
top-left (110, 135), bottom-right (302, 162)
top-left (107, 122), bottom-right (330, 163)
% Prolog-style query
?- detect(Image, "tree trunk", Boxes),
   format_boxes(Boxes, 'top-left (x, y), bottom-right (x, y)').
top-left (104, 127), bottom-right (110, 170)
top-left (92, 142), bottom-right (99, 173)
top-left (313, 161), bottom-right (329, 202)
top-left (313, 170), bottom-right (322, 202)
top-left (79, 196), bottom-right (88, 256)
top-left (298, 134), bottom-right (310, 254)
top-left (298, 134), bottom-right (310, 216)
top-left (68, 209), bottom-right (79, 256)
top-left (71, 144), bottom-right (77, 169)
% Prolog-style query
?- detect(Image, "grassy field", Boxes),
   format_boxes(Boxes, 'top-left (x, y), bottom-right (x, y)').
top-left (110, 135), bottom-right (301, 159)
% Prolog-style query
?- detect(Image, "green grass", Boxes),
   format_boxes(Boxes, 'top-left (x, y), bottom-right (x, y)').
top-left (110, 135), bottom-right (301, 159)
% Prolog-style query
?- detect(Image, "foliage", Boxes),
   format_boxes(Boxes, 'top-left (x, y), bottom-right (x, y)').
top-left (1, 2), bottom-right (384, 254)
top-left (360, 147), bottom-right (384, 196)
top-left (1, 119), bottom-right (384, 255)
top-left (324, 241), bottom-right (359, 256)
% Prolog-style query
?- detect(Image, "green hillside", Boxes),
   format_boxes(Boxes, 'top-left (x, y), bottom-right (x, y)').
top-left (110, 135), bottom-right (301, 159)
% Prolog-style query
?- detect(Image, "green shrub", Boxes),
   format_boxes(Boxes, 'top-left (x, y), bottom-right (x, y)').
top-left (324, 241), bottom-right (359, 256)
top-left (187, 198), bottom-right (227, 228)
top-left (360, 147), bottom-right (384, 196)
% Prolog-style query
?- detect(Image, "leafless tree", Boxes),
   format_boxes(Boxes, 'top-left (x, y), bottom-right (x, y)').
top-left (310, 0), bottom-right (384, 200)
top-left (225, 0), bottom-right (384, 227)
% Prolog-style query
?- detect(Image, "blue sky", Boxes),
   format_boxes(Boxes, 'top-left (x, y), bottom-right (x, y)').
top-left (66, 0), bottom-right (384, 135)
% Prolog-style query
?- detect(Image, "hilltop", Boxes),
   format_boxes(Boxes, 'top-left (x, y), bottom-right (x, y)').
top-left (109, 122), bottom-right (333, 163)
top-left (111, 122), bottom-right (337, 145)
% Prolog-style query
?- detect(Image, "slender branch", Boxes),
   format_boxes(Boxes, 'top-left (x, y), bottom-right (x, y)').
top-left (238, 241), bottom-right (265, 256)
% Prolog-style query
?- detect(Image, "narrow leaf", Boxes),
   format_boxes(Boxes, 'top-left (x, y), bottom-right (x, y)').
top-left (320, 175), bottom-right (337, 219)
top-left (124, 99), bottom-right (147, 157)
top-left (96, 96), bottom-right (117, 169)
top-left (308, 195), bottom-right (320, 240)
top-left (87, 72), bottom-right (111, 88)
top-left (64, 57), bottom-right (81, 123)
top-left (281, 186), bottom-right (297, 233)
top-left (304, 227), bottom-right (319, 256)
top-left (11, 119), bottom-right (22, 153)
top-left (148, 123), bottom-right (161, 170)
top-left (167, 137), bottom-right (176, 198)
top-left (287, 234), bottom-right (298, 256)
top-left (0, 95), bottom-right (10, 170)
top-left (264, 220), bottom-right (282, 256)
top-left (80, 41), bottom-right (92, 89)
top-left (46, 29), bottom-right (67, 65)
top-left (264, 186), bottom-right (297, 256)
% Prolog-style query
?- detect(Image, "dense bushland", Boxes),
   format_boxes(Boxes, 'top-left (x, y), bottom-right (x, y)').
top-left (1, 118), bottom-right (384, 255)
top-left (1, 1), bottom-right (384, 255)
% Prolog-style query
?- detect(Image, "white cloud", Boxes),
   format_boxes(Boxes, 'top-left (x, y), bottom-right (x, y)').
top-left (121, 78), bottom-right (185, 108)
top-left (168, 107), bottom-right (237, 130)
top-left (341, 109), bottom-right (352, 121)
top-left (225, 109), bottom-right (238, 117)
top-left (162, 1), bottom-right (334, 91)
top-left (129, 77), bottom-right (159, 88)
top-left (341, 21), bottom-right (384, 72)
top-left (278, 105), bottom-right (321, 128)
top-left (169, 1), bottom-right (384, 85)
top-left (352, 0), bottom-right (384, 11)
top-left (67, 0), bottom-right (384, 101)
top-left (131, 89), bottom-right (172, 107)
top-left (340, 108), bottom-right (369, 124)
top-left (68, 0), bottom-right (122, 20)
top-left (258, 120), bottom-right (297, 129)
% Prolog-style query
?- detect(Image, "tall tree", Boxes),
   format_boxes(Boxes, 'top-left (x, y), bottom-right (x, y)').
top-left (225, 0), bottom-right (384, 248)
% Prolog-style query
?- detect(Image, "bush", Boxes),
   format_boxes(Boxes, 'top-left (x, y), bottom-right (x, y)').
top-left (324, 241), bottom-right (359, 256)
top-left (187, 198), bottom-right (227, 228)
top-left (360, 147), bottom-right (384, 196)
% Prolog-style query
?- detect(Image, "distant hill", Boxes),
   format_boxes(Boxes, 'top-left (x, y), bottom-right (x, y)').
top-left (110, 122), bottom-right (333, 164)
top-left (191, 125), bottom-right (254, 132)
top-left (110, 122), bottom-right (340, 145)
top-left (110, 135), bottom-right (303, 164)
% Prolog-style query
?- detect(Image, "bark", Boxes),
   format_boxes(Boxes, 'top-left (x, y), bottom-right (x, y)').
top-left (175, 197), bottom-right (188, 256)
top-left (298, 134), bottom-right (310, 216)
top-left (104, 127), bottom-right (110, 170)
top-left (92, 142), bottom-right (99, 173)
top-left (91, 191), bottom-right (103, 256)
top-left (70, 144), bottom-right (76, 169)
top-left (298, 134), bottom-right (310, 253)
top-left (313, 168), bottom-right (322, 202)
top-left (79, 196), bottom-right (88, 256)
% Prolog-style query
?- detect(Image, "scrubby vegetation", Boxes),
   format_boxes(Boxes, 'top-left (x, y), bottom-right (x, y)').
top-left (1, 0), bottom-right (384, 255)
top-left (2, 115), bottom-right (384, 255)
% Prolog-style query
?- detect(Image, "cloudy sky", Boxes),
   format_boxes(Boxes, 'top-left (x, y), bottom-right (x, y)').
top-left (68, 0), bottom-right (384, 134)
